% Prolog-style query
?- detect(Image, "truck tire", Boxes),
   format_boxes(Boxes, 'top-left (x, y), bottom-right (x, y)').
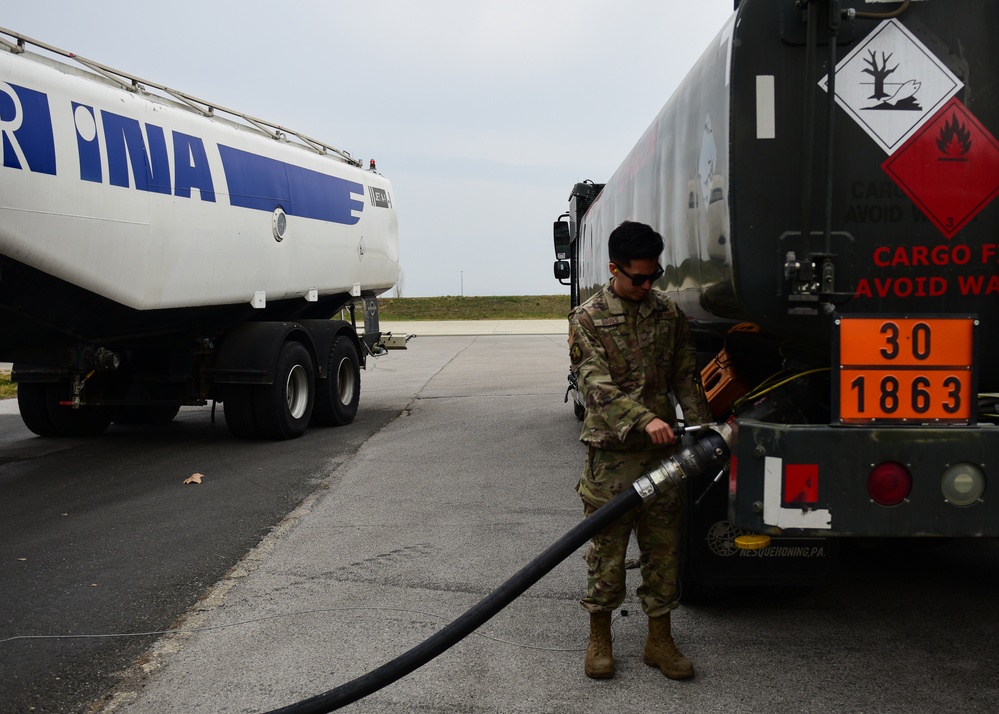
top-left (311, 335), bottom-right (360, 427)
top-left (223, 384), bottom-right (260, 439)
top-left (112, 404), bottom-right (181, 425)
top-left (678, 477), bottom-right (724, 605)
top-left (254, 341), bottom-right (314, 439)
top-left (17, 382), bottom-right (59, 437)
top-left (678, 530), bottom-right (717, 605)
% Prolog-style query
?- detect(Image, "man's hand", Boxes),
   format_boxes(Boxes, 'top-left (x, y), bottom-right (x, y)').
top-left (644, 418), bottom-right (676, 446)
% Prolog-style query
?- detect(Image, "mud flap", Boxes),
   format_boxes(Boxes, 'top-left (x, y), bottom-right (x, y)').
top-left (680, 462), bottom-right (837, 603)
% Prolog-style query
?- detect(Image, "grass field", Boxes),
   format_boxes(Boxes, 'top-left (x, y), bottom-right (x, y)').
top-left (378, 295), bottom-right (570, 321)
top-left (0, 372), bottom-right (15, 399)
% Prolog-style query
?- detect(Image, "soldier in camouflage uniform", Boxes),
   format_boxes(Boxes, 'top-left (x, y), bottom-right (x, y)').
top-left (568, 221), bottom-right (711, 681)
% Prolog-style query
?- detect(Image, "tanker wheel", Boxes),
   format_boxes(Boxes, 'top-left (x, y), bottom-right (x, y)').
top-left (112, 404), bottom-right (181, 425)
top-left (17, 382), bottom-right (59, 437)
top-left (254, 341), bottom-right (314, 440)
top-left (678, 541), bottom-right (716, 605)
top-left (311, 335), bottom-right (360, 427)
top-left (45, 382), bottom-right (111, 437)
top-left (224, 384), bottom-right (260, 439)
top-left (146, 404), bottom-right (181, 423)
top-left (677, 494), bottom-right (720, 605)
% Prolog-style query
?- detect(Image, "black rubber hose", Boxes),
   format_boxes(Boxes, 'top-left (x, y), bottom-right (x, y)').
top-left (265, 486), bottom-right (643, 714)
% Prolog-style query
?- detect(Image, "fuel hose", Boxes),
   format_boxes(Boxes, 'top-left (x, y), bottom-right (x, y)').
top-left (267, 424), bottom-right (733, 713)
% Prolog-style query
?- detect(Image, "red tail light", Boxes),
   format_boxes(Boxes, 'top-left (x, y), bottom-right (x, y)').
top-left (868, 461), bottom-right (912, 506)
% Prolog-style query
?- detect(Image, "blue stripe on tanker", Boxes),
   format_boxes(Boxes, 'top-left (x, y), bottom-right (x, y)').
top-left (218, 145), bottom-right (364, 225)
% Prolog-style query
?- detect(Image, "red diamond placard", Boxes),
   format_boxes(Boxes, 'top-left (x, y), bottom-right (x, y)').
top-left (882, 98), bottom-right (999, 238)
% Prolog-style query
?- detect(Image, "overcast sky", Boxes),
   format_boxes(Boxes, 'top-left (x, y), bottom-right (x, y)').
top-left (4, 1), bottom-right (735, 297)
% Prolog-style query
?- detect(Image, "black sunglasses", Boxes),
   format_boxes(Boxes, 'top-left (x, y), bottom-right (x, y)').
top-left (614, 263), bottom-right (664, 286)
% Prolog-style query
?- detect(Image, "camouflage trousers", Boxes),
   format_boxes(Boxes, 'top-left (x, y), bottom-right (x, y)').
top-left (578, 445), bottom-right (686, 618)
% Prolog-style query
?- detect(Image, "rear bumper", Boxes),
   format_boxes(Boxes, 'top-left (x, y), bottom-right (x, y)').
top-left (730, 420), bottom-right (999, 537)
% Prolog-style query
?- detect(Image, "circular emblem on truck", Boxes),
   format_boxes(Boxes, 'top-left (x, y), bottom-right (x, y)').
top-left (272, 207), bottom-right (288, 242)
top-left (705, 521), bottom-right (745, 557)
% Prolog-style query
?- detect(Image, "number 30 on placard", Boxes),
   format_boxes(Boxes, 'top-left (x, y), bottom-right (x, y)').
top-left (836, 317), bottom-right (975, 423)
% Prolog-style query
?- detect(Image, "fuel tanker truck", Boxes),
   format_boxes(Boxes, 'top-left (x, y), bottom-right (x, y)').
top-left (0, 27), bottom-right (399, 440)
top-left (552, 0), bottom-right (999, 596)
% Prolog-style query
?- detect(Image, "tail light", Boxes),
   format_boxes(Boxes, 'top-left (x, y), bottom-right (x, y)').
top-left (868, 461), bottom-right (912, 506)
top-left (941, 463), bottom-right (986, 507)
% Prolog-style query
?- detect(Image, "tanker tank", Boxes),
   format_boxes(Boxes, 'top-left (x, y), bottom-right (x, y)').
top-left (552, 0), bottom-right (999, 581)
top-left (565, 0), bottom-right (998, 392)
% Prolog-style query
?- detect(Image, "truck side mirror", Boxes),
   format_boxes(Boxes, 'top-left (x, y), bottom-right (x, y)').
top-left (554, 260), bottom-right (570, 281)
top-left (553, 221), bottom-right (571, 259)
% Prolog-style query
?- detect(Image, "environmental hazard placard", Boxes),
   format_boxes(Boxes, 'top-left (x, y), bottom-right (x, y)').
top-left (819, 18), bottom-right (963, 155)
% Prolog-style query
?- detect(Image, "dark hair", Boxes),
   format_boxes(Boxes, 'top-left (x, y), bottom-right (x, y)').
top-left (608, 221), bottom-right (664, 264)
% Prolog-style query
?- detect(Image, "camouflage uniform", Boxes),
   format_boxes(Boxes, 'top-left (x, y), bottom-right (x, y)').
top-left (569, 280), bottom-right (711, 617)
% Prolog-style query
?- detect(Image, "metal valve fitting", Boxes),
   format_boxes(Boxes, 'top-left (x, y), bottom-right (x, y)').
top-left (632, 422), bottom-right (734, 502)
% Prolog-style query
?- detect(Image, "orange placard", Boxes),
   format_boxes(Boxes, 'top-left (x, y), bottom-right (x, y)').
top-left (838, 318), bottom-right (974, 367)
top-left (837, 317), bottom-right (975, 423)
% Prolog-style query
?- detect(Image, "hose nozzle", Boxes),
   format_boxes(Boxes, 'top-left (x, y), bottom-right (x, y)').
top-left (632, 422), bottom-right (734, 502)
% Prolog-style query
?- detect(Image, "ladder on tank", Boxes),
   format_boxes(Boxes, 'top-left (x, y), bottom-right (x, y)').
top-left (0, 25), bottom-right (361, 167)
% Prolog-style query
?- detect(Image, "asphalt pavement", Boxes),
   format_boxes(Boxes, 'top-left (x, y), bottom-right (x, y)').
top-left (100, 326), bottom-right (593, 713)
top-left (6, 324), bottom-right (999, 714)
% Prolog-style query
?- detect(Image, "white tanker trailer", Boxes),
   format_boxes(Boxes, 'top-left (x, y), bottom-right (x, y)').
top-left (0, 27), bottom-right (399, 439)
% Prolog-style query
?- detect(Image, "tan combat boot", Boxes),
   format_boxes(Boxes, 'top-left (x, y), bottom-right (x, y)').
top-left (584, 611), bottom-right (615, 679)
top-left (643, 613), bottom-right (694, 680)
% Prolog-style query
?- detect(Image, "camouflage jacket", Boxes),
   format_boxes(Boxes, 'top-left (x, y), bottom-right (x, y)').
top-left (568, 281), bottom-right (711, 450)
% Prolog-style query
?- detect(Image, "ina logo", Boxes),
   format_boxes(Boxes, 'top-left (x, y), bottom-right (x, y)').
top-left (0, 81), bottom-right (57, 174)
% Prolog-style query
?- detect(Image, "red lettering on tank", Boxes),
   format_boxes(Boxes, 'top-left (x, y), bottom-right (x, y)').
top-left (958, 274), bottom-right (999, 294)
top-left (960, 275), bottom-right (983, 294)
top-left (854, 278), bottom-right (894, 298)
top-left (871, 244), bottom-right (972, 267)
top-left (855, 276), bottom-right (947, 298)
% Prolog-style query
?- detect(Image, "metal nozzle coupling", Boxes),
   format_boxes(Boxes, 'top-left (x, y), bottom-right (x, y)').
top-left (90, 347), bottom-right (121, 370)
top-left (632, 422), bottom-right (734, 503)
